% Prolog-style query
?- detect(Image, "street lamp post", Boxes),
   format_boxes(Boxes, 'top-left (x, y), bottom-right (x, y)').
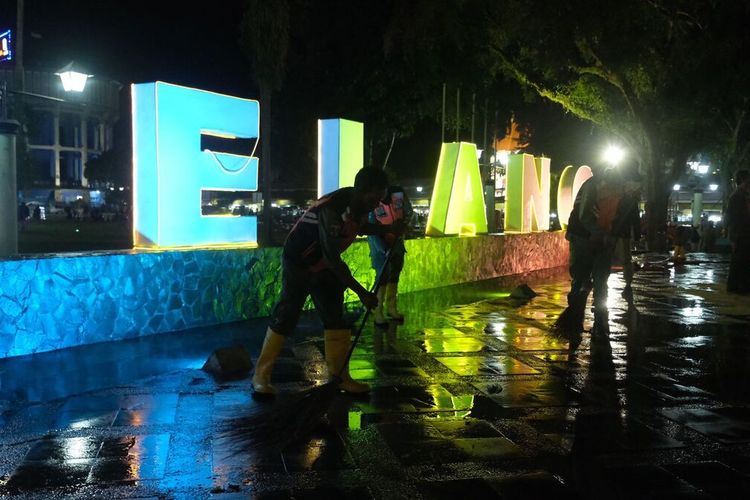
top-left (0, 64), bottom-right (91, 257)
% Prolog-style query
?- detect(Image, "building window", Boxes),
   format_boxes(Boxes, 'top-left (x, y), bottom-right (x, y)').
top-left (29, 149), bottom-right (55, 185)
top-left (87, 118), bottom-right (101, 150)
top-left (27, 109), bottom-right (54, 145)
top-left (60, 151), bottom-right (82, 187)
top-left (59, 112), bottom-right (82, 148)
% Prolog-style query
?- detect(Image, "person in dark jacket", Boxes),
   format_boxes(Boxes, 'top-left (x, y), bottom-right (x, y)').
top-left (556, 168), bottom-right (623, 336)
top-left (252, 167), bottom-right (404, 397)
top-left (726, 169), bottom-right (750, 293)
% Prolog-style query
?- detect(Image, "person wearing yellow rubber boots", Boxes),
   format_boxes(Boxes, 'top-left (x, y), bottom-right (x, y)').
top-left (253, 167), bottom-right (402, 397)
top-left (367, 185), bottom-right (412, 326)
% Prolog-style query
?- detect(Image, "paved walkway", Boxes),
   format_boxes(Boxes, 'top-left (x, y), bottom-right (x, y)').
top-left (1, 253), bottom-right (749, 499)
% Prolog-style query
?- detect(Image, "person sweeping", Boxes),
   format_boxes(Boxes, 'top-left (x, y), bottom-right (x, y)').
top-left (252, 166), bottom-right (403, 397)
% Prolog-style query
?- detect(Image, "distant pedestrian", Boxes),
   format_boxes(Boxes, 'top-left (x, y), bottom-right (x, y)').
top-left (18, 202), bottom-right (30, 231)
top-left (726, 169), bottom-right (750, 293)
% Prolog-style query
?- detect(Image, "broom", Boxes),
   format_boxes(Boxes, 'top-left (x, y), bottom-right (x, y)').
top-left (220, 249), bottom-right (393, 452)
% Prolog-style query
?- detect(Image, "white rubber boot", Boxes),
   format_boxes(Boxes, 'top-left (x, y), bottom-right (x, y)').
top-left (384, 282), bottom-right (404, 320)
top-left (373, 286), bottom-right (388, 326)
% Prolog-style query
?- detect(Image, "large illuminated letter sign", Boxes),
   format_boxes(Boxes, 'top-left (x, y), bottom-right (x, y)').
top-left (132, 82), bottom-right (259, 248)
top-left (504, 154), bottom-right (550, 232)
top-left (426, 142), bottom-right (488, 236)
top-left (557, 165), bottom-right (593, 228)
top-left (318, 118), bottom-right (363, 197)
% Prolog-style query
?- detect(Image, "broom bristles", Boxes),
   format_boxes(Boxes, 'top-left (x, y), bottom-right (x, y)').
top-left (219, 381), bottom-right (340, 453)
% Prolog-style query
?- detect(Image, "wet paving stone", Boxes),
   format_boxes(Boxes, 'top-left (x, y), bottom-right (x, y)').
top-left (665, 461), bottom-right (750, 498)
top-left (3, 255), bottom-right (750, 498)
top-left (416, 478), bottom-right (503, 499)
top-left (598, 464), bottom-right (707, 499)
top-left (5, 458), bottom-right (94, 491)
top-left (473, 378), bottom-right (580, 408)
top-left (434, 355), bottom-right (539, 376)
top-left (254, 486), bottom-right (375, 500)
top-left (659, 407), bottom-right (750, 443)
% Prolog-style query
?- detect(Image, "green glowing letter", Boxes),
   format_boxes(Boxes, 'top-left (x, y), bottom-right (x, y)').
top-left (318, 118), bottom-right (363, 197)
top-left (557, 165), bottom-right (593, 228)
top-left (504, 154), bottom-right (550, 232)
top-left (426, 142), bottom-right (488, 236)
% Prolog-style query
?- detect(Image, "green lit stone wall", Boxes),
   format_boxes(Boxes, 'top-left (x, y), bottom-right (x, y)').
top-left (0, 232), bottom-right (567, 358)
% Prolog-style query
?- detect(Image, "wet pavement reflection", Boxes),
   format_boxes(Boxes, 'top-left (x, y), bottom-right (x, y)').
top-left (1, 253), bottom-right (749, 498)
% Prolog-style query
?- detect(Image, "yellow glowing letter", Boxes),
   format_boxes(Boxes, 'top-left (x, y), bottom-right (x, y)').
top-left (426, 142), bottom-right (488, 236)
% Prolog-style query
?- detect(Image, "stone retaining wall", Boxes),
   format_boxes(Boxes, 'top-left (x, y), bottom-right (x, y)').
top-left (0, 232), bottom-right (568, 358)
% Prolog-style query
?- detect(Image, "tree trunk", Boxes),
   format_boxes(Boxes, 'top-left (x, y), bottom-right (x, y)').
top-left (260, 85), bottom-right (273, 245)
top-left (645, 153), bottom-right (669, 252)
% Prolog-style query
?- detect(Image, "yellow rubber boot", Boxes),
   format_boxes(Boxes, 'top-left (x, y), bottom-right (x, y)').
top-left (324, 329), bottom-right (371, 394)
top-left (384, 282), bottom-right (404, 320)
top-left (251, 327), bottom-right (286, 395)
top-left (373, 286), bottom-right (388, 326)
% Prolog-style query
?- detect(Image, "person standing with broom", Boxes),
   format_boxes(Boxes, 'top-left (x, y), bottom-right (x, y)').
top-left (252, 166), bottom-right (402, 397)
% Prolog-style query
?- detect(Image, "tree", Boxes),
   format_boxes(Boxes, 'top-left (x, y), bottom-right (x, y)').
top-left (84, 149), bottom-right (131, 188)
top-left (490, 0), bottom-right (715, 249)
top-left (239, 0), bottom-right (290, 245)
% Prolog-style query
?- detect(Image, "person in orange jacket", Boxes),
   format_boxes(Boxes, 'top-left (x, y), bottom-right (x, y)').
top-left (367, 185), bottom-right (412, 326)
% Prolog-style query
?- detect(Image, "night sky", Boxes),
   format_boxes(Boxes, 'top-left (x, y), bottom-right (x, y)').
top-left (1, 0), bottom-right (254, 95)
top-left (0, 0), bottom-right (597, 188)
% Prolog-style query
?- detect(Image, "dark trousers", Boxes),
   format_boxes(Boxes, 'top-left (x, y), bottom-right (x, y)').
top-left (269, 258), bottom-right (347, 335)
top-left (567, 238), bottom-right (614, 313)
top-left (727, 236), bottom-right (750, 293)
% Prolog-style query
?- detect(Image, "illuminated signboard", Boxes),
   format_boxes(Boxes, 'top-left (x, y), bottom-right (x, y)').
top-left (0, 30), bottom-right (12, 63)
top-left (426, 142), bottom-right (488, 236)
top-left (132, 82), bottom-right (260, 248)
top-left (318, 118), bottom-right (363, 197)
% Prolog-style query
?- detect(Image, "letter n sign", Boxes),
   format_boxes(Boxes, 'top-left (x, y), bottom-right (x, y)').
top-left (132, 82), bottom-right (260, 248)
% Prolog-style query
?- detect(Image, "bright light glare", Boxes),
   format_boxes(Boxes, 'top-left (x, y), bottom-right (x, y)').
top-left (603, 145), bottom-right (625, 166)
top-left (697, 164), bottom-right (709, 174)
top-left (497, 150), bottom-right (510, 166)
top-left (708, 214), bottom-right (722, 223)
top-left (709, 184), bottom-right (718, 191)
top-left (57, 71), bottom-right (90, 92)
top-left (416, 186), bottom-right (423, 192)
top-left (673, 184), bottom-right (681, 191)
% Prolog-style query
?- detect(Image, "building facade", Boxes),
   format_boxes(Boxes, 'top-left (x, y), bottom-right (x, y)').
top-left (0, 68), bottom-right (120, 201)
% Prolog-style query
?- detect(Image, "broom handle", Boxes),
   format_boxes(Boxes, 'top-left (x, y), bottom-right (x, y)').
top-left (338, 247), bottom-right (394, 377)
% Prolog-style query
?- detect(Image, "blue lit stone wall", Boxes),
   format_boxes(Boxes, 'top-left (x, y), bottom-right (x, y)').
top-left (0, 232), bottom-right (567, 358)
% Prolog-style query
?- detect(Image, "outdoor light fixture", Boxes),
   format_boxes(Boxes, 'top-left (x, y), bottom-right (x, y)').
top-left (697, 164), bottom-right (709, 175)
top-left (603, 145), bottom-right (625, 166)
top-left (416, 186), bottom-right (423, 192)
top-left (709, 184), bottom-right (718, 191)
top-left (673, 184), bottom-right (681, 191)
top-left (56, 61), bottom-right (92, 92)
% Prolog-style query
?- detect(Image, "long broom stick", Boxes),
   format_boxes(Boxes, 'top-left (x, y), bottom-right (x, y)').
top-left (221, 249), bottom-right (393, 452)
